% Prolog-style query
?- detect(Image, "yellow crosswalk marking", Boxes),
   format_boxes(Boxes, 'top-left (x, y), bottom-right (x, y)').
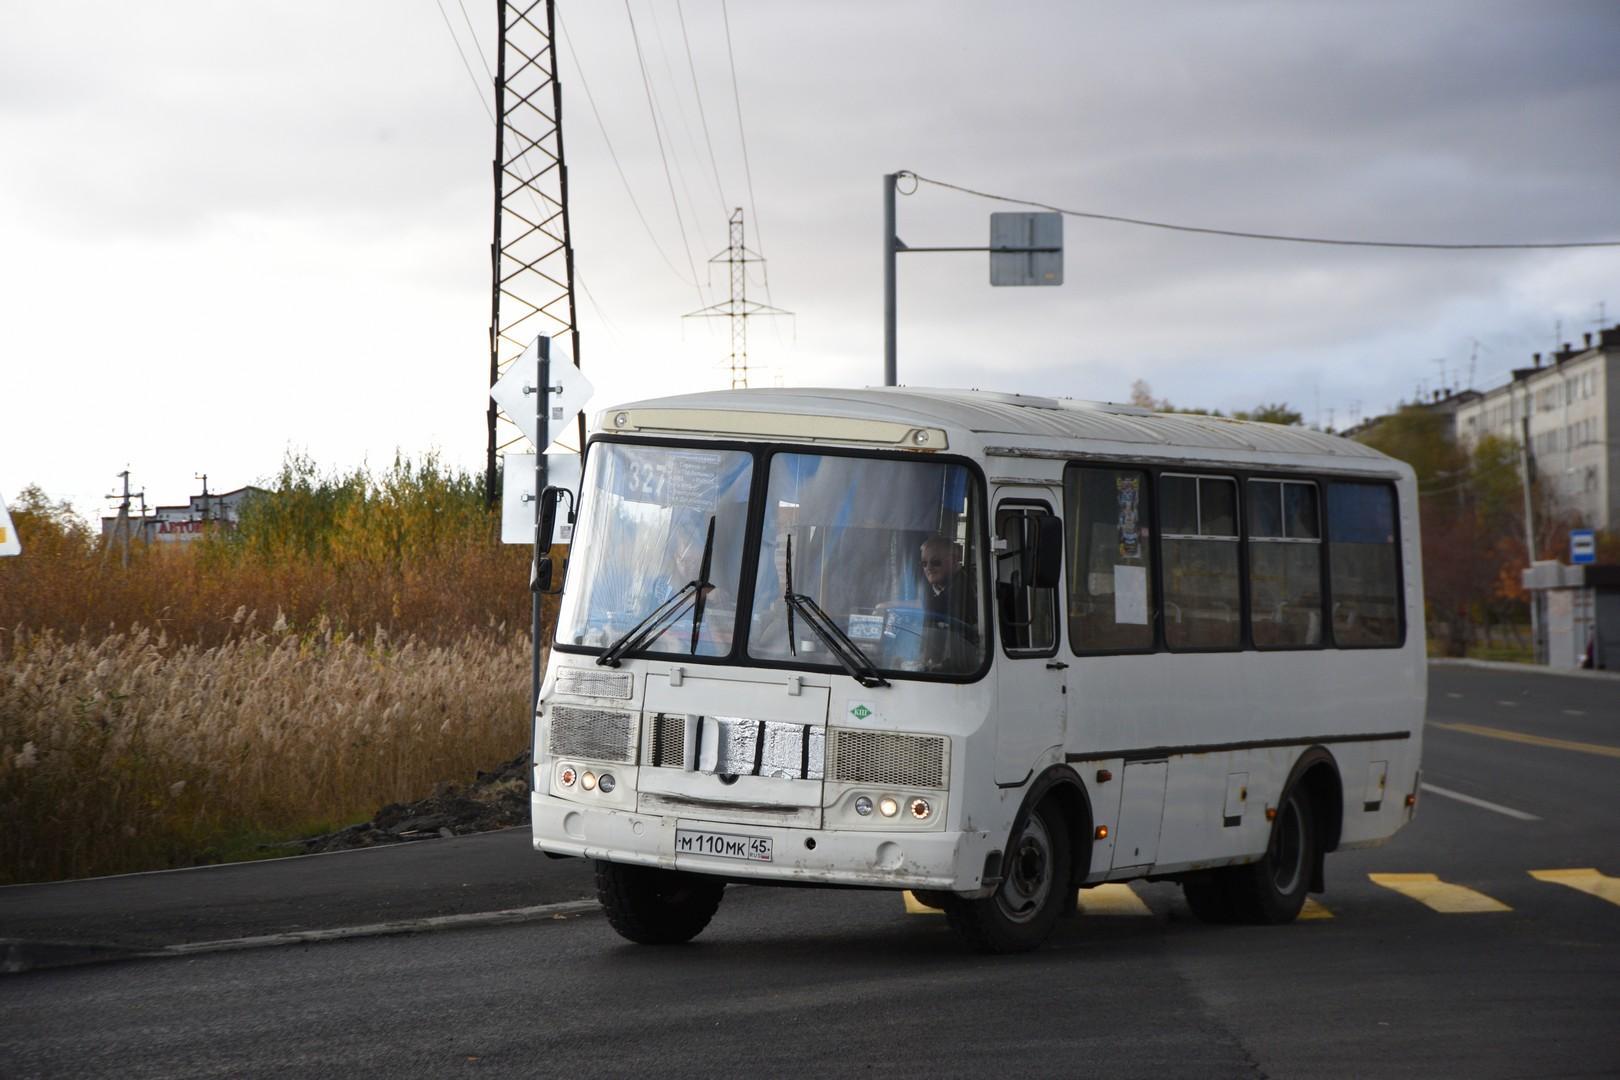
top-left (1530, 868), bottom-right (1620, 907)
top-left (1368, 872), bottom-right (1511, 913)
top-left (1430, 722), bottom-right (1620, 760)
top-left (1076, 884), bottom-right (1152, 916)
top-left (1299, 897), bottom-right (1334, 920)
top-left (902, 890), bottom-right (944, 915)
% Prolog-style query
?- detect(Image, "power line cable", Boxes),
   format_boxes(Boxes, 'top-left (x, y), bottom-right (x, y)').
top-left (903, 171), bottom-right (1620, 251)
top-left (626, 0), bottom-right (708, 309)
top-left (677, 0), bottom-right (728, 215)
top-left (434, 0), bottom-right (494, 124)
top-left (646, 2), bottom-right (715, 258)
top-left (558, 12), bottom-right (697, 287)
top-left (720, 2), bottom-right (778, 317)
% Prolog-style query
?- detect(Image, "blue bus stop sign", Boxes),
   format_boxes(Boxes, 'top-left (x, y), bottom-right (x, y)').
top-left (1570, 528), bottom-right (1596, 565)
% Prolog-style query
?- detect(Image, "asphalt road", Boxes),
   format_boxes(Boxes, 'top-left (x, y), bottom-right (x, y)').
top-left (2, 662), bottom-right (1616, 1079)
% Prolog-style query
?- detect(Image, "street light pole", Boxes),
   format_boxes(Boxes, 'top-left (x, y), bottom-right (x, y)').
top-left (883, 173), bottom-right (898, 387)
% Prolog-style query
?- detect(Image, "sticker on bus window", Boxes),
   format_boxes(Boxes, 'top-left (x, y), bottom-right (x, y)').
top-left (1117, 475), bottom-right (1141, 559)
top-left (1114, 564), bottom-right (1148, 625)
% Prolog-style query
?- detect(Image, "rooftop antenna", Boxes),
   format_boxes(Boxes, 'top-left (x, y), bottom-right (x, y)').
top-left (1593, 301), bottom-right (1608, 330)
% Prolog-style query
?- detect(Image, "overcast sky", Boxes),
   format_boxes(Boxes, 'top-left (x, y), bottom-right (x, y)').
top-left (4, 1), bottom-right (1618, 521)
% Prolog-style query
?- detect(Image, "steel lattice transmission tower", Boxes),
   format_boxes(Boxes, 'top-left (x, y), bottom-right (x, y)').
top-left (485, 0), bottom-right (581, 507)
top-left (685, 209), bottom-right (790, 389)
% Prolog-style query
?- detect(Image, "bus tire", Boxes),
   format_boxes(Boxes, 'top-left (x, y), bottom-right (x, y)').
top-left (1225, 785), bottom-right (1316, 924)
top-left (594, 860), bottom-right (725, 945)
top-left (943, 799), bottom-right (1071, 953)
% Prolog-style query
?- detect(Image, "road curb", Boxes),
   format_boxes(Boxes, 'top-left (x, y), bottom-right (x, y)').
top-left (1, 898), bottom-right (601, 975)
top-left (1428, 658), bottom-right (1620, 682)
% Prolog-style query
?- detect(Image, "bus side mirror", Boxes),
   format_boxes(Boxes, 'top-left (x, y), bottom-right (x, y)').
top-left (534, 486), bottom-right (569, 594)
top-left (537, 485), bottom-right (563, 550)
top-left (1024, 515), bottom-right (1063, 590)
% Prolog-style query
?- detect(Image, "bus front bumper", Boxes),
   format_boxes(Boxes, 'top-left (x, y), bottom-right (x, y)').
top-left (532, 793), bottom-right (996, 893)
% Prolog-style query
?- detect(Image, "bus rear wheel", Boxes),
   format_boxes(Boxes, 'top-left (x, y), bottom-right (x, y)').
top-left (1183, 786), bottom-right (1315, 925)
top-left (594, 860), bottom-right (726, 945)
top-left (943, 800), bottom-right (1071, 953)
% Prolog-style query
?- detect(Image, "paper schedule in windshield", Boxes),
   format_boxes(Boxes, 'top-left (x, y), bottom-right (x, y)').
top-left (1114, 564), bottom-right (1148, 625)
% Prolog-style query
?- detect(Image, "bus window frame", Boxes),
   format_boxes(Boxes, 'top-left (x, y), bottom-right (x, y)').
top-left (992, 497), bottom-right (1061, 660)
top-left (1060, 457), bottom-right (1408, 658)
top-left (549, 433), bottom-right (999, 685)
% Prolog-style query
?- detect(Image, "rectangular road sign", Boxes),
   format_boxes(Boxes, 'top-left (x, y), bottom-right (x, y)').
top-left (990, 211), bottom-right (1063, 286)
top-left (1570, 528), bottom-right (1596, 565)
top-left (500, 452), bottom-right (582, 545)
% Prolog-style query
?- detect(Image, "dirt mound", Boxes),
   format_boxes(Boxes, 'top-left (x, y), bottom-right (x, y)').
top-left (288, 752), bottom-right (531, 854)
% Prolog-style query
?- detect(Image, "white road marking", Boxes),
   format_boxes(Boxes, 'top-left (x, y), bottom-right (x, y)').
top-left (1563, 709), bottom-right (1587, 717)
top-left (1446, 692), bottom-right (1464, 699)
top-left (158, 898), bottom-right (601, 958)
top-left (1495, 700), bottom-right (1519, 707)
top-left (1420, 782), bottom-right (1540, 821)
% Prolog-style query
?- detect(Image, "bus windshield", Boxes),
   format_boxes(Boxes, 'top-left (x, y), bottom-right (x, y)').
top-left (556, 442), bottom-right (754, 657)
top-left (556, 443), bottom-right (985, 678)
top-left (747, 453), bottom-right (985, 677)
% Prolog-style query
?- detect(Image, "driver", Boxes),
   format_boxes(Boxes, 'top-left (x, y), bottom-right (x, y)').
top-left (919, 534), bottom-right (978, 649)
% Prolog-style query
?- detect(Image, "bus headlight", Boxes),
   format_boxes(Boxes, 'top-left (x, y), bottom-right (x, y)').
top-left (854, 796), bottom-right (874, 817)
top-left (878, 796), bottom-right (900, 818)
top-left (581, 770), bottom-right (598, 791)
top-left (908, 797), bottom-right (932, 820)
top-left (598, 772), bottom-right (616, 794)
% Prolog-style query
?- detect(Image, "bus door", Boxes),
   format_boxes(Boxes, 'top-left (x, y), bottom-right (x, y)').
top-left (991, 494), bottom-right (1066, 786)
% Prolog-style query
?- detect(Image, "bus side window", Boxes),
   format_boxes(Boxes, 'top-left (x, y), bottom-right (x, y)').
top-left (1160, 474), bottom-right (1242, 650)
top-left (1326, 481), bottom-right (1403, 647)
top-left (1248, 479), bottom-right (1323, 648)
top-left (1063, 467), bottom-right (1155, 653)
top-left (995, 505), bottom-right (1058, 655)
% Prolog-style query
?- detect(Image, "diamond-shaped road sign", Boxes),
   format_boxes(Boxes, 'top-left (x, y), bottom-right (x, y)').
top-left (0, 494), bottom-right (19, 556)
top-left (489, 339), bottom-right (596, 449)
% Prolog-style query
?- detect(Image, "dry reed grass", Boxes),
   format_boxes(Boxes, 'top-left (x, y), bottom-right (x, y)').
top-left (0, 621), bottom-right (534, 884)
top-left (1, 457), bottom-right (553, 883)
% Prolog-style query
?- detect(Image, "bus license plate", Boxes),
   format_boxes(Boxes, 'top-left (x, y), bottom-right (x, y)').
top-left (675, 829), bottom-right (773, 862)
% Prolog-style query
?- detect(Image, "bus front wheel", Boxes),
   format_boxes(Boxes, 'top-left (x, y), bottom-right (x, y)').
top-left (594, 860), bottom-right (726, 945)
top-left (943, 800), bottom-right (1071, 953)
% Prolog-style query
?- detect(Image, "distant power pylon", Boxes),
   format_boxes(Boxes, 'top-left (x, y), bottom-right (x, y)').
top-left (685, 209), bottom-right (791, 389)
top-left (485, 0), bottom-right (581, 507)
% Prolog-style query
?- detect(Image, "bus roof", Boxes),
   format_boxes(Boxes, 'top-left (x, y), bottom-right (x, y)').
top-left (598, 386), bottom-right (1396, 470)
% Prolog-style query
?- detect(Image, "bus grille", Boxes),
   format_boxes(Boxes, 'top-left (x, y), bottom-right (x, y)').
top-left (648, 712), bottom-right (688, 768)
top-left (548, 705), bottom-right (637, 763)
top-left (829, 730), bottom-right (947, 789)
top-left (554, 668), bottom-right (633, 700)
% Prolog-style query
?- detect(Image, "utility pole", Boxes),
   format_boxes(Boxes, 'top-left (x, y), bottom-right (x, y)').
top-left (103, 470), bottom-right (141, 569)
top-left (486, 0), bottom-right (581, 508)
top-left (685, 209), bottom-right (791, 388)
top-left (883, 171), bottom-right (1062, 386)
top-left (1519, 405), bottom-right (1541, 663)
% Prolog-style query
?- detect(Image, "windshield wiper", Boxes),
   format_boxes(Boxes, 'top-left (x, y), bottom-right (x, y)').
top-left (597, 516), bottom-right (716, 667)
top-left (782, 535), bottom-right (889, 689)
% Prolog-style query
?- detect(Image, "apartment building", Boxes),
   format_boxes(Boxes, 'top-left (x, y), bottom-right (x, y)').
top-left (1455, 325), bottom-right (1619, 530)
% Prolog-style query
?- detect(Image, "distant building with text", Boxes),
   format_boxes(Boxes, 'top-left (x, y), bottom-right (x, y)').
top-left (100, 484), bottom-right (266, 546)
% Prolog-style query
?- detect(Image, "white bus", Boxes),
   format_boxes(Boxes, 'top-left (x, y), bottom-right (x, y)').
top-left (531, 387), bottom-right (1424, 952)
